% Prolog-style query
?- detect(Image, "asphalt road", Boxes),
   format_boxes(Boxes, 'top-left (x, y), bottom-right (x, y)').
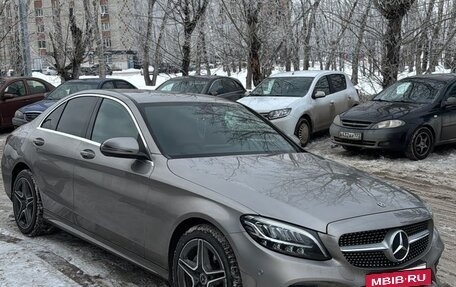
top-left (0, 132), bottom-right (454, 286)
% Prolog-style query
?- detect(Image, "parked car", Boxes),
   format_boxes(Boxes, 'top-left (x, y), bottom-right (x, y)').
top-left (239, 71), bottom-right (359, 146)
top-left (330, 74), bottom-right (456, 160)
top-left (158, 62), bottom-right (180, 74)
top-left (12, 78), bottom-right (136, 127)
top-left (0, 77), bottom-right (54, 128)
top-left (42, 66), bottom-right (58, 75)
top-left (1, 90), bottom-right (443, 286)
top-left (156, 75), bottom-right (246, 101)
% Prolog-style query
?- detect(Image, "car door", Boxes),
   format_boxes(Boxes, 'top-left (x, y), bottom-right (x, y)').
top-left (0, 80), bottom-right (29, 126)
top-left (440, 84), bottom-right (456, 141)
top-left (311, 76), bottom-right (334, 131)
top-left (328, 74), bottom-right (350, 115)
top-left (73, 97), bottom-right (153, 256)
top-left (25, 79), bottom-right (48, 102)
top-left (29, 96), bottom-right (99, 223)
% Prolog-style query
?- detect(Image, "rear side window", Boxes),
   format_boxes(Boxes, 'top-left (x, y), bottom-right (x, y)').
top-left (329, 74), bottom-right (347, 93)
top-left (101, 81), bottom-right (115, 89)
top-left (115, 81), bottom-right (136, 89)
top-left (42, 104), bottom-right (65, 130)
top-left (223, 79), bottom-right (243, 93)
top-left (56, 97), bottom-right (98, 137)
top-left (91, 99), bottom-right (138, 143)
top-left (27, 80), bottom-right (47, 94)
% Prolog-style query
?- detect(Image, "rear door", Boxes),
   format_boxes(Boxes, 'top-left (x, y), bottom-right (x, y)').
top-left (25, 79), bottom-right (48, 102)
top-left (73, 97), bottom-right (152, 256)
top-left (29, 96), bottom-right (99, 223)
top-left (440, 84), bottom-right (456, 141)
top-left (328, 74), bottom-right (350, 115)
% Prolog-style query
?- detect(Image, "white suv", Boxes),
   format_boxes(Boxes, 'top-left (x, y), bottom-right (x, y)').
top-left (238, 70), bottom-right (359, 146)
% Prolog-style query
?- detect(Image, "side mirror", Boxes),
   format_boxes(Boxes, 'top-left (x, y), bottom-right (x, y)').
top-left (210, 91), bottom-right (219, 96)
top-left (100, 137), bottom-right (147, 159)
top-left (444, 96), bottom-right (456, 107)
top-left (244, 90), bottom-right (251, 97)
top-left (43, 92), bottom-right (49, 98)
top-left (314, 91), bottom-right (326, 98)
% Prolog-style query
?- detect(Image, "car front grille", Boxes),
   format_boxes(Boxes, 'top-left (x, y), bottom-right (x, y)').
top-left (341, 120), bottom-right (372, 128)
top-left (339, 221), bottom-right (430, 269)
top-left (333, 137), bottom-right (376, 146)
top-left (25, 113), bottom-right (41, 122)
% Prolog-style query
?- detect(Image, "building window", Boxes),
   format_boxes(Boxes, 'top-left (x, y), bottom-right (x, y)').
top-left (103, 37), bottom-right (111, 48)
top-left (35, 8), bottom-right (43, 17)
top-left (101, 5), bottom-right (108, 15)
top-left (101, 22), bottom-right (110, 31)
top-left (38, 40), bottom-right (46, 49)
top-left (37, 25), bottom-right (45, 33)
top-left (105, 54), bottom-right (112, 64)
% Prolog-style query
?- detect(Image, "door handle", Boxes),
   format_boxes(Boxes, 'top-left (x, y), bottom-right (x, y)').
top-left (33, 138), bottom-right (45, 146)
top-left (80, 149), bottom-right (95, 160)
top-left (330, 100), bottom-right (335, 105)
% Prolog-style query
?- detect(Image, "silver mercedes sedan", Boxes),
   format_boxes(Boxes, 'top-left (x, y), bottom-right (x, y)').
top-left (1, 90), bottom-right (443, 287)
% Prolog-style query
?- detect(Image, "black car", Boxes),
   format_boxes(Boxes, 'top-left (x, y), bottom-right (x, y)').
top-left (330, 74), bottom-right (456, 160)
top-left (82, 64), bottom-right (113, 76)
top-left (12, 78), bottom-right (136, 127)
top-left (156, 75), bottom-right (246, 101)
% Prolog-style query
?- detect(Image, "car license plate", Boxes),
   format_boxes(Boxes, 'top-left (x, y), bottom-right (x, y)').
top-left (366, 268), bottom-right (432, 287)
top-left (339, 131), bottom-right (362, 140)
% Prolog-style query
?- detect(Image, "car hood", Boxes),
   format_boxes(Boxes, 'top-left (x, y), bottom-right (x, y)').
top-left (341, 101), bottom-right (424, 122)
top-left (167, 153), bottom-right (425, 233)
top-left (19, 100), bottom-right (56, 113)
top-left (238, 96), bottom-right (301, 113)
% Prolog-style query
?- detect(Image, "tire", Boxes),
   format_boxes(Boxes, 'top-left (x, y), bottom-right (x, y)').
top-left (342, 145), bottom-right (362, 152)
top-left (12, 170), bottom-right (54, 237)
top-left (171, 224), bottom-right (242, 287)
top-left (405, 127), bottom-right (434, 160)
top-left (296, 118), bottom-right (311, 147)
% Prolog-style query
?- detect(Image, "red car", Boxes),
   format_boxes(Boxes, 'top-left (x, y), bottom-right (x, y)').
top-left (0, 77), bottom-right (54, 128)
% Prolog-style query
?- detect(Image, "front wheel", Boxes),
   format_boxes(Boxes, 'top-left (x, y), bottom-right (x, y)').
top-left (405, 127), bottom-right (434, 160)
top-left (296, 118), bottom-right (311, 147)
top-left (171, 224), bottom-right (242, 287)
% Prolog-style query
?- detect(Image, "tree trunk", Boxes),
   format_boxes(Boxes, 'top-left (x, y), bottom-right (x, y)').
top-left (151, 1), bottom-right (169, 86)
top-left (303, 0), bottom-right (321, 70)
top-left (352, 0), bottom-right (371, 85)
top-left (92, 0), bottom-right (105, 78)
top-left (382, 16), bottom-right (403, 88)
top-left (143, 0), bottom-right (155, 86)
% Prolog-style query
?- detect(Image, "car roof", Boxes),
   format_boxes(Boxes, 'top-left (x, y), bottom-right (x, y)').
top-left (165, 75), bottom-right (238, 81)
top-left (270, 70), bottom-right (344, 78)
top-left (404, 73), bottom-right (456, 83)
top-left (74, 89), bottom-right (235, 105)
top-left (0, 76), bottom-right (49, 82)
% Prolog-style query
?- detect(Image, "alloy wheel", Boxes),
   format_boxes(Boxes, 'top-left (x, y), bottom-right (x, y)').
top-left (13, 178), bottom-right (35, 230)
top-left (413, 131), bottom-right (431, 157)
top-left (177, 239), bottom-right (227, 287)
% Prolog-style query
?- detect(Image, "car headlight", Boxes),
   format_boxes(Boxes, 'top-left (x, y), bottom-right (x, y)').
top-left (267, 108), bottom-right (291, 120)
top-left (240, 215), bottom-right (330, 260)
top-left (333, 115), bottom-right (342, 125)
top-left (14, 110), bottom-right (24, 119)
top-left (372, 120), bottom-right (405, 129)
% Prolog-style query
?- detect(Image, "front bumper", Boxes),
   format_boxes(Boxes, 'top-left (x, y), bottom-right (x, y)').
top-left (230, 215), bottom-right (444, 287)
top-left (329, 123), bottom-right (413, 151)
top-left (269, 116), bottom-right (300, 144)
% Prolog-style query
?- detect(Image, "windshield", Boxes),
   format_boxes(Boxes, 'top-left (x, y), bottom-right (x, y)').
top-left (373, 80), bottom-right (444, 104)
top-left (156, 78), bottom-right (209, 94)
top-left (141, 103), bottom-right (298, 158)
top-left (250, 77), bottom-right (314, 97)
top-left (46, 82), bottom-right (99, 100)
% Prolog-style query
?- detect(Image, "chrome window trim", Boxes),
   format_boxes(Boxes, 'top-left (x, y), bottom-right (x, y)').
top-left (38, 93), bottom-right (149, 151)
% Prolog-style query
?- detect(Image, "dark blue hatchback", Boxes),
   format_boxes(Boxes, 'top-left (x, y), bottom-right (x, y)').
top-left (12, 78), bottom-right (136, 127)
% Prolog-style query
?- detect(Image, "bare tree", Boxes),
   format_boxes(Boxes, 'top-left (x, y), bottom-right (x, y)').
top-left (352, 0), bottom-right (372, 85)
top-left (92, 0), bottom-right (106, 78)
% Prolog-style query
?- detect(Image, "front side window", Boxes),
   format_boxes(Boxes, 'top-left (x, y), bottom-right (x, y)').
top-left (374, 80), bottom-right (443, 104)
top-left (141, 103), bottom-right (297, 158)
top-left (208, 80), bottom-right (224, 95)
top-left (4, 81), bottom-right (26, 97)
top-left (56, 97), bottom-right (98, 137)
top-left (91, 99), bottom-right (138, 143)
top-left (42, 104), bottom-right (66, 130)
top-left (223, 79), bottom-right (244, 93)
top-left (115, 81), bottom-right (136, 89)
top-left (313, 76), bottom-right (330, 97)
top-left (102, 81), bottom-right (115, 89)
top-left (157, 79), bottom-right (209, 94)
top-left (251, 77), bottom-right (314, 97)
